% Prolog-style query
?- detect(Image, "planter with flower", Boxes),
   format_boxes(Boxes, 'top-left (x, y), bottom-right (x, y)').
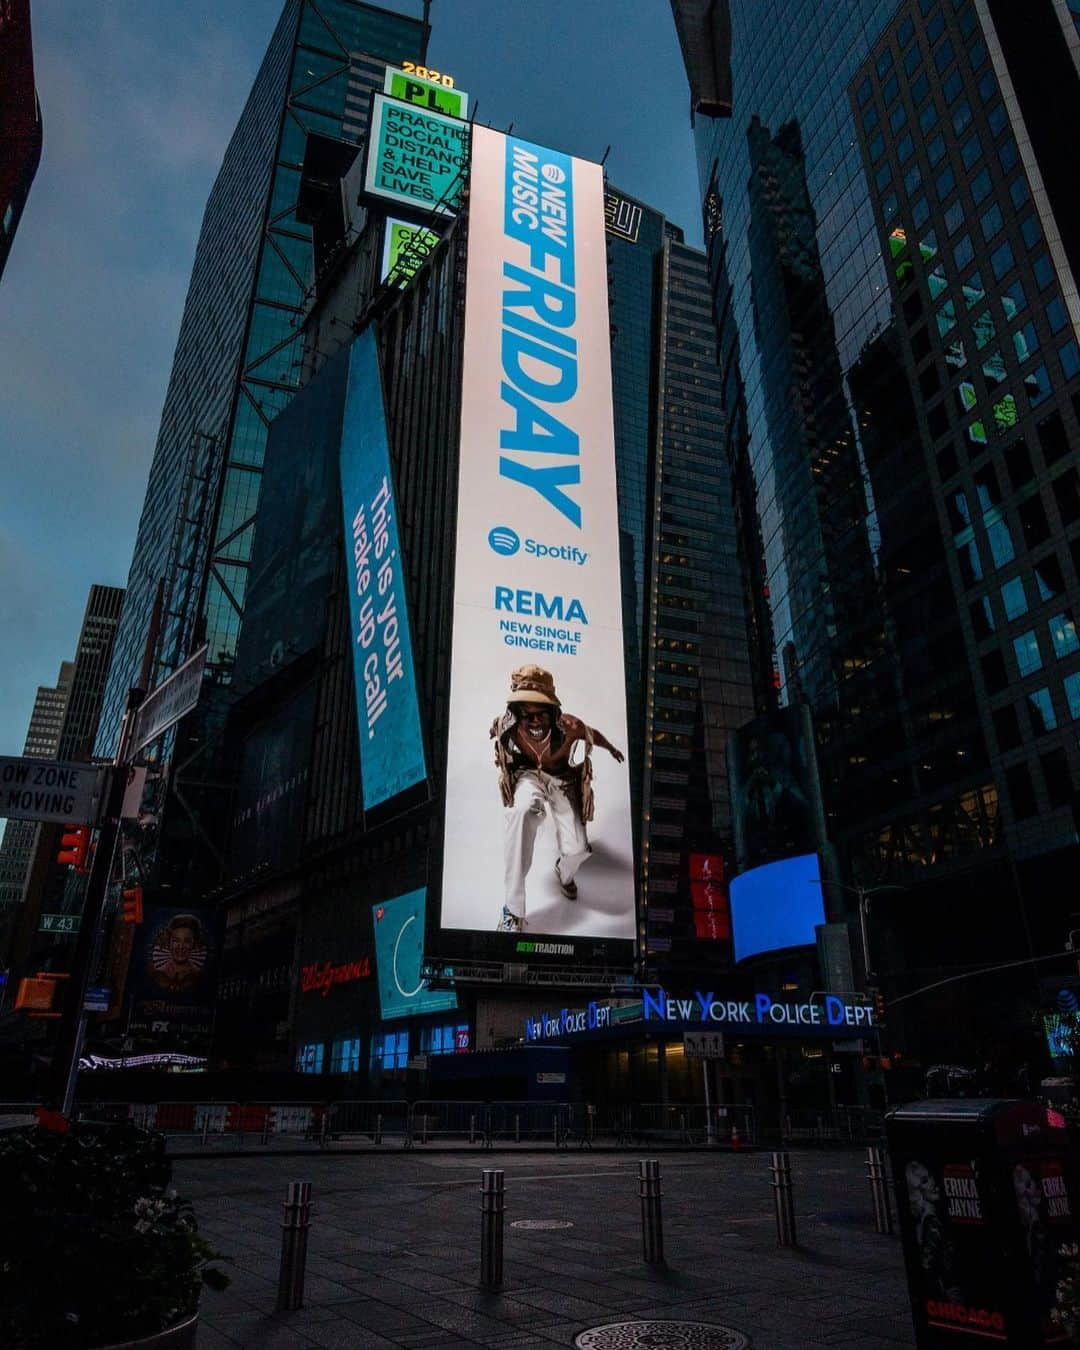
top-left (0, 1112), bottom-right (228, 1350)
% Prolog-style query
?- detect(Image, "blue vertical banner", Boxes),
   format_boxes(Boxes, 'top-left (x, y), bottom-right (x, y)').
top-left (340, 328), bottom-right (427, 810)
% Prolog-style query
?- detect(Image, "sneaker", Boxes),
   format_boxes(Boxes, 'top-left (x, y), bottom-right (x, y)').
top-left (555, 859), bottom-right (578, 900)
top-left (497, 907), bottom-right (523, 933)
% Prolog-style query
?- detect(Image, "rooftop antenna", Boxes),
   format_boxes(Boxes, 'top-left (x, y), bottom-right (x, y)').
top-left (600, 144), bottom-right (611, 166)
top-left (420, 0), bottom-right (432, 63)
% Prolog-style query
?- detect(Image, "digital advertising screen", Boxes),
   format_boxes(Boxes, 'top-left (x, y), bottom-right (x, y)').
top-left (363, 93), bottom-right (469, 218)
top-left (729, 851), bottom-right (824, 963)
top-left (340, 329), bottom-right (427, 813)
top-left (381, 217), bottom-right (441, 288)
top-left (729, 705), bottom-right (827, 870)
top-left (373, 889), bottom-right (458, 1020)
top-left (438, 126), bottom-right (636, 959)
top-left (127, 905), bottom-right (219, 1048)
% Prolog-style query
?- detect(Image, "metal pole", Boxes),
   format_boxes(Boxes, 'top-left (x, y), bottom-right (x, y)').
top-left (470, 1112), bottom-right (476, 1144)
top-left (277, 1181), bottom-right (312, 1311)
top-left (703, 1061), bottom-right (715, 1143)
top-left (375, 1112), bottom-right (383, 1145)
top-left (638, 1159), bottom-right (664, 1264)
top-left (479, 1169), bottom-right (504, 1289)
top-left (514, 1112), bottom-right (520, 1143)
top-left (866, 1146), bottom-right (894, 1235)
top-left (858, 888), bottom-right (875, 983)
top-left (770, 1151), bottom-right (796, 1247)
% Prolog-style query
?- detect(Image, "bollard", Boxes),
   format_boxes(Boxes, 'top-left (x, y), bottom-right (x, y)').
top-left (479, 1169), bottom-right (505, 1289)
top-left (638, 1159), bottom-right (665, 1264)
top-left (770, 1151), bottom-right (796, 1247)
top-left (866, 1146), bottom-right (894, 1235)
top-left (277, 1181), bottom-right (312, 1311)
top-left (514, 1112), bottom-right (520, 1144)
top-left (375, 1113), bottom-right (383, 1145)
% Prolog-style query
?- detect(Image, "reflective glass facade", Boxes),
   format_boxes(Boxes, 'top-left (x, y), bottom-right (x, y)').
top-left (682, 0), bottom-right (1080, 1053)
top-left (98, 1), bottom-right (425, 756)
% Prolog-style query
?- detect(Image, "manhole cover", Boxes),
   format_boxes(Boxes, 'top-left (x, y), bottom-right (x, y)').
top-left (510, 1218), bottom-right (574, 1230)
top-left (575, 1322), bottom-right (748, 1350)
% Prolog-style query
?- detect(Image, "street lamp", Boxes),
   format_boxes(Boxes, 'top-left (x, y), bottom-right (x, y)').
top-left (811, 879), bottom-right (905, 985)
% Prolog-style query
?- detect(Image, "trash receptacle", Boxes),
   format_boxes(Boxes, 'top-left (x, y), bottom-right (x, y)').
top-left (887, 1098), bottom-right (1079, 1347)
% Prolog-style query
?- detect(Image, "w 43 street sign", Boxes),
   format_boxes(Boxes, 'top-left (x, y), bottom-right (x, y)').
top-left (0, 757), bottom-right (106, 826)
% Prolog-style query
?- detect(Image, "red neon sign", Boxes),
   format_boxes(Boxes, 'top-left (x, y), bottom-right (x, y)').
top-left (301, 955), bottom-right (372, 997)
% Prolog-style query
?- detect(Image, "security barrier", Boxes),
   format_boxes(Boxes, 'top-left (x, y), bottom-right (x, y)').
top-left (73, 1098), bottom-right (767, 1149)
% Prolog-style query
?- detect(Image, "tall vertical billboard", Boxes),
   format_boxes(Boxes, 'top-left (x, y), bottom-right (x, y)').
top-left (440, 126), bottom-right (636, 957)
top-left (340, 329), bottom-right (427, 813)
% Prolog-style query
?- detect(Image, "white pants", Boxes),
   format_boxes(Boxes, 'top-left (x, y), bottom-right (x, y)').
top-left (503, 769), bottom-right (590, 918)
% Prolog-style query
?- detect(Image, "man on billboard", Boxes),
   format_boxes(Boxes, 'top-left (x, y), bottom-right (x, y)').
top-left (490, 665), bottom-right (624, 932)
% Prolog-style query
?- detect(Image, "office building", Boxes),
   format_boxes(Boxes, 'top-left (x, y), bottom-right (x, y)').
top-left (0, 662), bottom-right (73, 924)
top-left (94, 2), bottom-right (428, 910)
top-left (0, 0), bottom-right (42, 280)
top-left (674, 0), bottom-right (1080, 1067)
top-left (7, 587), bottom-right (123, 977)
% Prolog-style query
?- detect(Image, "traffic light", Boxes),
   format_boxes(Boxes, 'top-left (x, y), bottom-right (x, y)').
top-left (120, 885), bottom-right (144, 925)
top-left (873, 989), bottom-right (887, 1022)
top-left (57, 825), bottom-right (91, 873)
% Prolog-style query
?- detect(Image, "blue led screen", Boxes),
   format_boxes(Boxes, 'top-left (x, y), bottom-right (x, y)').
top-left (372, 889), bottom-right (458, 1021)
top-left (340, 328), bottom-right (426, 810)
top-left (729, 852), bottom-right (824, 962)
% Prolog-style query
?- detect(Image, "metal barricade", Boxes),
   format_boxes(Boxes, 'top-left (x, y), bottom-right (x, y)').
top-left (329, 1099), bottom-right (410, 1145)
top-left (411, 1100), bottom-right (490, 1145)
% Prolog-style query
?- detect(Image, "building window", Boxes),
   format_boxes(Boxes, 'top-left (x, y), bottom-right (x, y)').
top-left (420, 1022), bottom-right (470, 1055)
top-left (993, 703), bottom-right (1022, 750)
top-left (990, 240), bottom-right (1015, 281)
top-left (1042, 749), bottom-right (1074, 808)
top-left (1064, 670), bottom-right (1080, 721)
top-left (980, 204), bottom-right (1004, 241)
top-left (296, 1043), bottom-right (325, 1074)
top-left (1013, 630), bottom-right (1043, 677)
top-left (1000, 577), bottom-right (1028, 621)
top-left (1061, 341), bottom-right (1080, 382)
top-left (1006, 763), bottom-right (1038, 819)
top-left (1027, 688), bottom-right (1057, 734)
top-left (370, 1029), bottom-right (409, 1074)
top-left (972, 596), bottom-right (995, 637)
top-left (330, 1037), bottom-right (363, 1074)
top-left (1050, 612), bottom-right (1080, 660)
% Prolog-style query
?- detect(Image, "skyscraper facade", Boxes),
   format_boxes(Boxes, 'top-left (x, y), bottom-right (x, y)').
top-left (7, 586), bottom-right (123, 974)
top-left (676, 0), bottom-right (1080, 1061)
top-left (97, 1), bottom-right (427, 755)
top-left (0, 661), bottom-right (73, 916)
top-left (0, 0), bottom-right (42, 280)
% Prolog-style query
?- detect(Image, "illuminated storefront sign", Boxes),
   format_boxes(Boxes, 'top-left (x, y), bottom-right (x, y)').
top-left (643, 988), bottom-right (876, 1030)
top-left (300, 955), bottom-right (372, 997)
top-left (340, 329), bottom-right (427, 811)
top-left (440, 126), bottom-right (635, 949)
top-left (364, 92), bottom-right (469, 217)
top-left (523, 989), bottom-right (875, 1041)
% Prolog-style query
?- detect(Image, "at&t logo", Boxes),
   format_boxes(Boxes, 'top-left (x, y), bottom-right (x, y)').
top-left (488, 525), bottom-right (520, 556)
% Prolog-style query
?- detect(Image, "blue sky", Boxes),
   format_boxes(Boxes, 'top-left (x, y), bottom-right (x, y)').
top-left (0, 0), bottom-right (702, 761)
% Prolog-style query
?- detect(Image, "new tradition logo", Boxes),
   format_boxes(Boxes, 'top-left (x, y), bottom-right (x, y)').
top-left (488, 525), bottom-right (520, 556)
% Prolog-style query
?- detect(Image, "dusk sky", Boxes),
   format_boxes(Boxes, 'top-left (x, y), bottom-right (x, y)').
top-left (0, 0), bottom-right (702, 763)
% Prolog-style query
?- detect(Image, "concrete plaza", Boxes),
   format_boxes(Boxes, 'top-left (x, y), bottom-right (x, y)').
top-left (179, 1146), bottom-right (916, 1350)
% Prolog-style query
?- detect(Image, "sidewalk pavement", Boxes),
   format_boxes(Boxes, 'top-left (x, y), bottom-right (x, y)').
top-left (178, 1147), bottom-right (916, 1350)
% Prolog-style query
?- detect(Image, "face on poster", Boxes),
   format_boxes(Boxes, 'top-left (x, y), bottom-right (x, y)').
top-left (440, 126), bottom-right (635, 943)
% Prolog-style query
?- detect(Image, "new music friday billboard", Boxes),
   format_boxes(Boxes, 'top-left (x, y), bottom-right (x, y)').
top-left (439, 126), bottom-right (635, 961)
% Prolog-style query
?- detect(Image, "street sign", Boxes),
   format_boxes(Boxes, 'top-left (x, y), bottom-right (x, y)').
top-left (0, 757), bottom-right (106, 826)
top-left (130, 645), bottom-right (207, 751)
top-left (39, 913), bottom-right (81, 935)
top-left (84, 985), bottom-right (110, 1012)
top-left (684, 1031), bottom-right (725, 1059)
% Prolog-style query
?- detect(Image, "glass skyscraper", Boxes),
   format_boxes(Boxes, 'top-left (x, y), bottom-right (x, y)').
top-left (0, 0), bottom-right (42, 281)
top-left (97, 1), bottom-right (427, 757)
top-left (675, 0), bottom-right (1080, 1062)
